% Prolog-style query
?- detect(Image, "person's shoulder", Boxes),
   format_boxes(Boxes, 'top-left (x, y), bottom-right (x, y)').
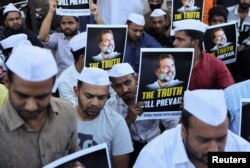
top-left (103, 106), bottom-right (123, 119)
top-left (59, 64), bottom-right (76, 79)
top-left (142, 125), bottom-right (180, 154)
top-left (50, 97), bottom-right (75, 116)
top-left (226, 130), bottom-right (250, 151)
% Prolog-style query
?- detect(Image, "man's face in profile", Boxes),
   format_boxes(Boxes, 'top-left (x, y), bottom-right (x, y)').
top-left (99, 32), bottom-right (115, 55)
top-left (182, 0), bottom-right (195, 8)
top-left (214, 30), bottom-right (227, 46)
top-left (156, 58), bottom-right (176, 83)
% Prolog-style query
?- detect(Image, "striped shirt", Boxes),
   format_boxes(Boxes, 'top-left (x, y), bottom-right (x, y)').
top-left (224, 80), bottom-right (250, 134)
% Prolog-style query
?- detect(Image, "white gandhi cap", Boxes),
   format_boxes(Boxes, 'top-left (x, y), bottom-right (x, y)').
top-left (150, 9), bottom-right (166, 17)
top-left (6, 44), bottom-right (58, 82)
top-left (184, 89), bottom-right (227, 126)
top-left (109, 63), bottom-right (135, 78)
top-left (3, 3), bottom-right (20, 15)
top-left (0, 34), bottom-right (30, 50)
top-left (69, 32), bottom-right (87, 52)
top-left (78, 67), bottom-right (110, 85)
top-left (127, 13), bottom-right (145, 26)
top-left (173, 19), bottom-right (207, 33)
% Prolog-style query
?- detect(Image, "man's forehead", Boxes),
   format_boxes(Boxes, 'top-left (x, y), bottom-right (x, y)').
top-left (111, 74), bottom-right (135, 83)
top-left (151, 16), bottom-right (165, 21)
top-left (81, 82), bottom-right (109, 94)
top-left (61, 16), bottom-right (77, 22)
top-left (6, 11), bottom-right (21, 18)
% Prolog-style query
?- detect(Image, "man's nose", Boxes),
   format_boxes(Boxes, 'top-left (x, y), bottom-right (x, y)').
top-left (207, 141), bottom-right (219, 152)
top-left (24, 98), bottom-right (38, 112)
top-left (121, 85), bottom-right (129, 93)
top-left (91, 97), bottom-right (99, 106)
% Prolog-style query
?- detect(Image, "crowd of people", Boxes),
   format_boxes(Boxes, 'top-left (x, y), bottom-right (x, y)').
top-left (0, 0), bottom-right (250, 168)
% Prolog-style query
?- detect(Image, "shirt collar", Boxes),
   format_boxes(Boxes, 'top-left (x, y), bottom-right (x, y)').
top-left (4, 97), bottom-right (59, 131)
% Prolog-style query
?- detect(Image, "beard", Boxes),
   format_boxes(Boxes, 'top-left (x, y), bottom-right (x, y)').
top-left (184, 138), bottom-right (208, 166)
top-left (8, 24), bottom-right (24, 34)
top-left (63, 28), bottom-right (78, 37)
top-left (17, 110), bottom-right (44, 120)
top-left (78, 97), bottom-right (102, 118)
top-left (239, 3), bottom-right (250, 10)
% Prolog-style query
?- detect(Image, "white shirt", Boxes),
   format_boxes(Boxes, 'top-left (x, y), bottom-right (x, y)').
top-left (105, 93), bottom-right (161, 142)
top-left (134, 124), bottom-right (250, 168)
top-left (97, 0), bottom-right (143, 24)
top-left (42, 32), bottom-right (75, 76)
top-left (58, 64), bottom-right (80, 106)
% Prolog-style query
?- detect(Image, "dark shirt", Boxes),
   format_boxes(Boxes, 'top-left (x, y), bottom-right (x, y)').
top-left (124, 32), bottom-right (162, 73)
top-left (145, 27), bottom-right (172, 47)
top-left (189, 51), bottom-right (235, 90)
top-left (0, 28), bottom-right (43, 48)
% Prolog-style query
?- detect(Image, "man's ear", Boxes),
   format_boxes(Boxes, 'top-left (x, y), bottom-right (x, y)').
top-left (191, 39), bottom-right (199, 48)
top-left (181, 124), bottom-right (187, 141)
top-left (73, 86), bottom-right (78, 97)
top-left (3, 73), bottom-right (10, 89)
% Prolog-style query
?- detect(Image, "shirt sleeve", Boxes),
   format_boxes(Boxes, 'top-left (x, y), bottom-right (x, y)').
top-left (112, 117), bottom-right (134, 156)
top-left (58, 81), bottom-right (77, 106)
top-left (214, 59), bottom-right (235, 89)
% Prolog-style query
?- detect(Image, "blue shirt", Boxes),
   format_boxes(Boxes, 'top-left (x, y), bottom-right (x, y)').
top-left (124, 32), bottom-right (162, 73)
top-left (224, 80), bottom-right (250, 134)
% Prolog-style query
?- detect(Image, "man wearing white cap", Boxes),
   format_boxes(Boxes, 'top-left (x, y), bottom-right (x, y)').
top-left (0, 44), bottom-right (79, 167)
top-left (134, 89), bottom-right (250, 168)
top-left (0, 33), bottom-right (31, 60)
top-left (145, 9), bottom-right (172, 47)
top-left (107, 63), bottom-right (179, 167)
top-left (144, 0), bottom-right (167, 30)
top-left (173, 19), bottom-right (235, 90)
top-left (74, 67), bottom-right (133, 168)
top-left (58, 32), bottom-right (87, 106)
top-left (0, 3), bottom-right (43, 48)
top-left (124, 13), bottom-right (162, 73)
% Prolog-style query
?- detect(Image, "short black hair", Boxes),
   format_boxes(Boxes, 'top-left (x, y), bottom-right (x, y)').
top-left (180, 109), bottom-right (231, 131)
top-left (182, 30), bottom-right (205, 49)
top-left (71, 47), bottom-right (85, 62)
top-left (59, 16), bottom-right (79, 23)
top-left (3, 11), bottom-right (21, 21)
top-left (208, 5), bottom-right (228, 24)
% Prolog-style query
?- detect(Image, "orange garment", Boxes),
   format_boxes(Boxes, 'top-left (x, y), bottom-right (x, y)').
top-left (203, 0), bottom-right (214, 24)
